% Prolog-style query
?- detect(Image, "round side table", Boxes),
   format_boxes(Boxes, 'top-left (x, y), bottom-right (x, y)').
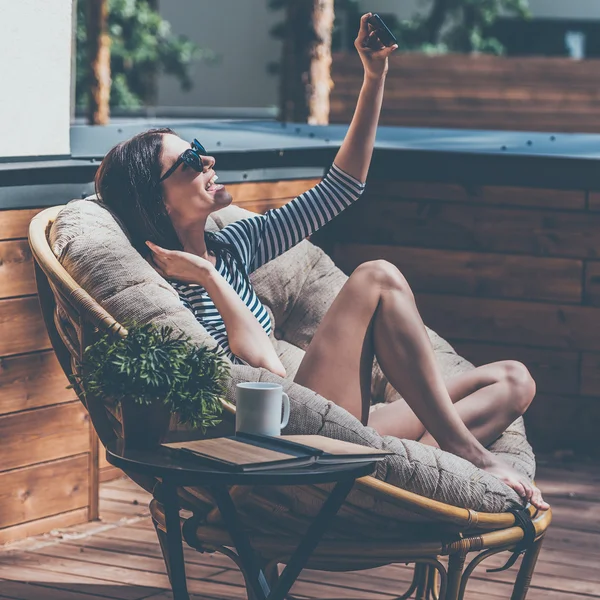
top-left (106, 439), bottom-right (380, 600)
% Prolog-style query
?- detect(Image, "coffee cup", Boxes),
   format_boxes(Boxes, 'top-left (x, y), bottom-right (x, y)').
top-left (235, 382), bottom-right (290, 437)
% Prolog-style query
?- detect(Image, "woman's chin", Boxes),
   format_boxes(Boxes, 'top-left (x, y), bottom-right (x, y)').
top-left (213, 188), bottom-right (233, 207)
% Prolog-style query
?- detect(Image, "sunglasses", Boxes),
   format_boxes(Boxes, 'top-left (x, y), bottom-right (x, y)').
top-left (159, 139), bottom-right (208, 183)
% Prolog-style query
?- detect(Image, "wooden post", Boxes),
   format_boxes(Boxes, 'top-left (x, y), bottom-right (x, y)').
top-left (279, 0), bottom-right (334, 125)
top-left (87, 0), bottom-right (111, 125)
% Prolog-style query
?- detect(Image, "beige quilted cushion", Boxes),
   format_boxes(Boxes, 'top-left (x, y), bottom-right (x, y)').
top-left (50, 198), bottom-right (533, 512)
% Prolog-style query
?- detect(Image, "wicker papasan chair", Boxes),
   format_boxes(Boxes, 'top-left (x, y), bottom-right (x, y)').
top-left (28, 198), bottom-right (552, 600)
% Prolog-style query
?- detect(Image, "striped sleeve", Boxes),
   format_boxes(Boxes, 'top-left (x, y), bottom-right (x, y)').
top-left (217, 162), bottom-right (365, 272)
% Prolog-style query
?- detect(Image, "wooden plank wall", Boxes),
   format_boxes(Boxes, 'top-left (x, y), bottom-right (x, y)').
top-left (330, 53), bottom-right (600, 133)
top-left (0, 208), bottom-right (91, 545)
top-left (318, 180), bottom-right (600, 455)
top-left (228, 178), bottom-right (320, 214)
top-left (0, 179), bottom-right (319, 544)
top-left (2, 176), bottom-right (592, 545)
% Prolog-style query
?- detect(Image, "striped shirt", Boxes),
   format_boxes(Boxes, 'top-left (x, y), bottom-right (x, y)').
top-left (170, 163), bottom-right (366, 364)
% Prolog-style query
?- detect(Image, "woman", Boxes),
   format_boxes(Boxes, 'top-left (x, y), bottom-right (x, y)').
top-left (96, 14), bottom-right (548, 511)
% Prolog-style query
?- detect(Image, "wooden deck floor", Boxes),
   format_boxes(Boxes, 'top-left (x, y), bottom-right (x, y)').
top-left (1, 459), bottom-right (599, 600)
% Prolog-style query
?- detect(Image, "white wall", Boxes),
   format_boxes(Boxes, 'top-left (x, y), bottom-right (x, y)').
top-left (158, 0), bottom-right (281, 109)
top-left (0, 0), bottom-right (73, 158)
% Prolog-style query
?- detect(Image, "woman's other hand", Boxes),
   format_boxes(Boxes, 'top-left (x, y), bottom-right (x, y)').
top-left (355, 13), bottom-right (398, 80)
top-left (145, 241), bottom-right (215, 285)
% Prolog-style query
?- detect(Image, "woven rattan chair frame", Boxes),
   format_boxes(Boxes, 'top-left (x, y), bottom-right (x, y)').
top-left (29, 206), bottom-right (552, 600)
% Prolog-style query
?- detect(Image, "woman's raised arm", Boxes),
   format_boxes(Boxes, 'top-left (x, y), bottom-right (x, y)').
top-left (333, 13), bottom-right (398, 184)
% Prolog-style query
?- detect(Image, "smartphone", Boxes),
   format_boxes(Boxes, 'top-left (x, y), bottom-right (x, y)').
top-left (367, 13), bottom-right (398, 47)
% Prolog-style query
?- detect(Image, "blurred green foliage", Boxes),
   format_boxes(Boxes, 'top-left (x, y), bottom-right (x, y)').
top-left (396, 0), bottom-right (531, 55)
top-left (268, 0), bottom-right (531, 60)
top-left (76, 0), bottom-right (217, 109)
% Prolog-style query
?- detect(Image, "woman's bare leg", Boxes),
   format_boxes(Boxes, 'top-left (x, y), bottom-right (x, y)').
top-left (294, 260), bottom-right (547, 510)
top-left (369, 361), bottom-right (534, 448)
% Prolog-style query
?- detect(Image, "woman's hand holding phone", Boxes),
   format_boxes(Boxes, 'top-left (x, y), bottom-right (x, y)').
top-left (355, 13), bottom-right (398, 80)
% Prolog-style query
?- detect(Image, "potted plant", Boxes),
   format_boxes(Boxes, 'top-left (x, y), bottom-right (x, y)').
top-left (69, 322), bottom-right (230, 448)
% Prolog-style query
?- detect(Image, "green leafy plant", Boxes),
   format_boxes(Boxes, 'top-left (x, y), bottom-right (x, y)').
top-left (394, 0), bottom-right (531, 55)
top-left (68, 322), bottom-right (230, 431)
top-left (76, 0), bottom-right (218, 109)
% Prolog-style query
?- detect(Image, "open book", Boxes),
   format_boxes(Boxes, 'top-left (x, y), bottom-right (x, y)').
top-left (163, 433), bottom-right (391, 473)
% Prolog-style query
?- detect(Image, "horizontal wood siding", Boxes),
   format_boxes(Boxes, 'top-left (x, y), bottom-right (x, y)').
top-left (0, 507), bottom-right (89, 545)
top-left (327, 200), bottom-right (600, 259)
top-left (0, 402), bottom-right (89, 472)
top-left (450, 342), bottom-right (579, 396)
top-left (0, 205), bottom-right (91, 543)
top-left (0, 240), bottom-right (37, 298)
top-left (583, 261), bottom-right (600, 306)
top-left (0, 180), bottom-right (307, 541)
top-left (334, 245), bottom-right (582, 304)
top-left (580, 353), bottom-right (600, 397)
top-left (330, 53), bottom-right (600, 133)
top-left (314, 179), bottom-right (600, 455)
top-left (0, 297), bottom-right (51, 356)
top-left (0, 455), bottom-right (89, 531)
top-left (0, 350), bottom-right (77, 414)
top-left (228, 178), bottom-right (320, 202)
top-left (0, 209), bottom-right (43, 239)
top-left (365, 181), bottom-right (587, 211)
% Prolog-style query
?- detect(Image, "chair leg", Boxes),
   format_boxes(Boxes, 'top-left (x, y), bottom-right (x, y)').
top-left (415, 564), bottom-right (430, 600)
top-left (427, 566), bottom-right (440, 600)
top-left (446, 553), bottom-right (467, 600)
top-left (510, 537), bottom-right (545, 600)
top-left (393, 563), bottom-right (422, 600)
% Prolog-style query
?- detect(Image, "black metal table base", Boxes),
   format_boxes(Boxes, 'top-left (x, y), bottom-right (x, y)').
top-left (162, 480), bottom-right (190, 599)
top-left (161, 477), bottom-right (356, 600)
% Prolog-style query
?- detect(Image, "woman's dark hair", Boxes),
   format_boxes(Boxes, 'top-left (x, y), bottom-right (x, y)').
top-left (94, 127), bottom-right (249, 284)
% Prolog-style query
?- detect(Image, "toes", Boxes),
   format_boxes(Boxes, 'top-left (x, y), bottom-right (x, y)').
top-left (532, 486), bottom-right (550, 511)
top-left (524, 483), bottom-right (549, 511)
top-left (523, 481), bottom-right (534, 504)
top-left (512, 480), bottom-right (527, 500)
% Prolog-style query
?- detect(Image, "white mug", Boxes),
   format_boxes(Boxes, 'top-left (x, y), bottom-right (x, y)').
top-left (235, 382), bottom-right (290, 437)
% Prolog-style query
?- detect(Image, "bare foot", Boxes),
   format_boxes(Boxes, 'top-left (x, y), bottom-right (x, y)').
top-left (482, 456), bottom-right (550, 511)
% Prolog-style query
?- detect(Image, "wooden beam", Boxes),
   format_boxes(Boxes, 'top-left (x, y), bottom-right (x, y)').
top-left (86, 0), bottom-right (111, 125)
